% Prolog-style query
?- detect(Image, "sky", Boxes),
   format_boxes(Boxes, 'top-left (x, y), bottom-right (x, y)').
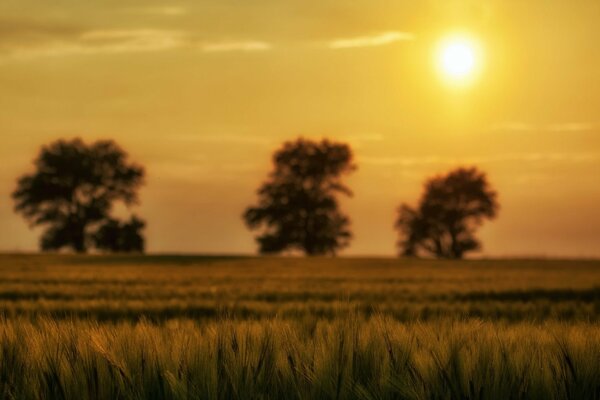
top-left (1, 0), bottom-right (599, 257)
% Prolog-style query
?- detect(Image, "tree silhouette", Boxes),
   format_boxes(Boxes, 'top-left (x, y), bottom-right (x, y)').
top-left (12, 138), bottom-right (145, 253)
top-left (395, 167), bottom-right (499, 259)
top-left (244, 138), bottom-right (356, 256)
top-left (93, 216), bottom-right (145, 253)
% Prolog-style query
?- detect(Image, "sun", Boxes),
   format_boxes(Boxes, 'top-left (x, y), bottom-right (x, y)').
top-left (436, 34), bottom-right (482, 85)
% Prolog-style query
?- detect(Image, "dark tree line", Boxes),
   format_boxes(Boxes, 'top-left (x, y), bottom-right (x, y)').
top-left (244, 138), bottom-right (498, 258)
top-left (12, 137), bottom-right (499, 258)
top-left (12, 138), bottom-right (146, 253)
top-left (395, 167), bottom-right (499, 259)
top-left (244, 138), bottom-right (356, 256)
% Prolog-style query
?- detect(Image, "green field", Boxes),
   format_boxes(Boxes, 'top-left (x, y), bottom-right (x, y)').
top-left (1, 255), bottom-right (599, 399)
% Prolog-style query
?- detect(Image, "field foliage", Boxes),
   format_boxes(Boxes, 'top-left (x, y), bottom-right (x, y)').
top-left (0, 255), bottom-right (599, 399)
top-left (1, 255), bottom-right (599, 322)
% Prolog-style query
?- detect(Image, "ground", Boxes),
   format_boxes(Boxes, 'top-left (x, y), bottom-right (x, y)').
top-left (0, 255), bottom-right (599, 399)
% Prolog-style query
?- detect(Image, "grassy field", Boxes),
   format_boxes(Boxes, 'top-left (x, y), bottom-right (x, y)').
top-left (0, 254), bottom-right (599, 399)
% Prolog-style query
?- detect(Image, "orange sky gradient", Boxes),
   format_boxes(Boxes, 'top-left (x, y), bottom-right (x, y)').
top-left (1, 0), bottom-right (599, 257)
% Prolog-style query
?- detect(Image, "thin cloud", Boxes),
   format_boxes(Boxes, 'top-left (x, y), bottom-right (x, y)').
top-left (152, 159), bottom-right (263, 182)
top-left (7, 31), bottom-right (273, 60)
top-left (6, 29), bottom-right (188, 59)
top-left (80, 29), bottom-right (186, 51)
top-left (361, 153), bottom-right (600, 166)
top-left (329, 31), bottom-right (415, 49)
top-left (361, 156), bottom-right (444, 167)
top-left (125, 6), bottom-right (187, 16)
top-left (0, 17), bottom-right (83, 49)
top-left (201, 41), bottom-right (272, 53)
top-left (480, 153), bottom-right (600, 163)
top-left (346, 133), bottom-right (385, 142)
top-left (491, 122), bottom-right (595, 133)
top-left (172, 134), bottom-right (273, 145)
top-left (490, 122), bottom-right (536, 132)
top-left (546, 123), bottom-right (595, 132)
top-left (0, 18), bottom-right (272, 60)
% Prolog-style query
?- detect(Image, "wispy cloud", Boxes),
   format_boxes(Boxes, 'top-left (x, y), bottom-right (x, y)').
top-left (361, 156), bottom-right (445, 167)
top-left (125, 6), bottom-right (187, 16)
top-left (6, 28), bottom-right (187, 59)
top-left (152, 159), bottom-right (263, 182)
top-left (201, 41), bottom-right (272, 53)
top-left (491, 122), bottom-right (596, 133)
top-left (546, 123), bottom-right (595, 132)
top-left (346, 133), bottom-right (385, 142)
top-left (0, 18), bottom-right (272, 60)
top-left (0, 17), bottom-right (83, 49)
top-left (490, 122), bottom-right (536, 132)
top-left (361, 152), bottom-right (600, 167)
top-left (80, 29), bottom-right (186, 52)
top-left (171, 133), bottom-right (384, 149)
top-left (329, 31), bottom-right (415, 49)
top-left (172, 134), bottom-right (273, 145)
top-left (342, 133), bottom-right (386, 149)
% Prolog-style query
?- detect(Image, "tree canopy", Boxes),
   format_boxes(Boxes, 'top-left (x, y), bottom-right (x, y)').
top-left (93, 216), bottom-right (145, 253)
top-left (244, 138), bottom-right (356, 256)
top-left (12, 138), bottom-right (145, 253)
top-left (395, 167), bottom-right (499, 259)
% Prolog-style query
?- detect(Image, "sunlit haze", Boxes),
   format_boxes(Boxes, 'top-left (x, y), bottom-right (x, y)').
top-left (437, 34), bottom-right (480, 83)
top-left (1, 0), bottom-right (599, 257)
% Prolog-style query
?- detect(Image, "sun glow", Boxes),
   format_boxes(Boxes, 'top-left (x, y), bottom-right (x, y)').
top-left (436, 34), bottom-right (482, 85)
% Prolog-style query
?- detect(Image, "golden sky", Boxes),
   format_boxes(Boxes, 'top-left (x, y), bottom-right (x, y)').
top-left (1, 0), bottom-right (599, 256)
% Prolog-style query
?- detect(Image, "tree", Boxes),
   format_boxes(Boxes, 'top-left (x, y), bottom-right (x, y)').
top-left (244, 138), bottom-right (356, 256)
top-left (12, 138), bottom-right (145, 253)
top-left (395, 167), bottom-right (499, 259)
top-left (93, 216), bottom-right (145, 253)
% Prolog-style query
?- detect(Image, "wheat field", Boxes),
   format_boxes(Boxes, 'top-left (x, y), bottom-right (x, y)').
top-left (0, 254), bottom-right (599, 399)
